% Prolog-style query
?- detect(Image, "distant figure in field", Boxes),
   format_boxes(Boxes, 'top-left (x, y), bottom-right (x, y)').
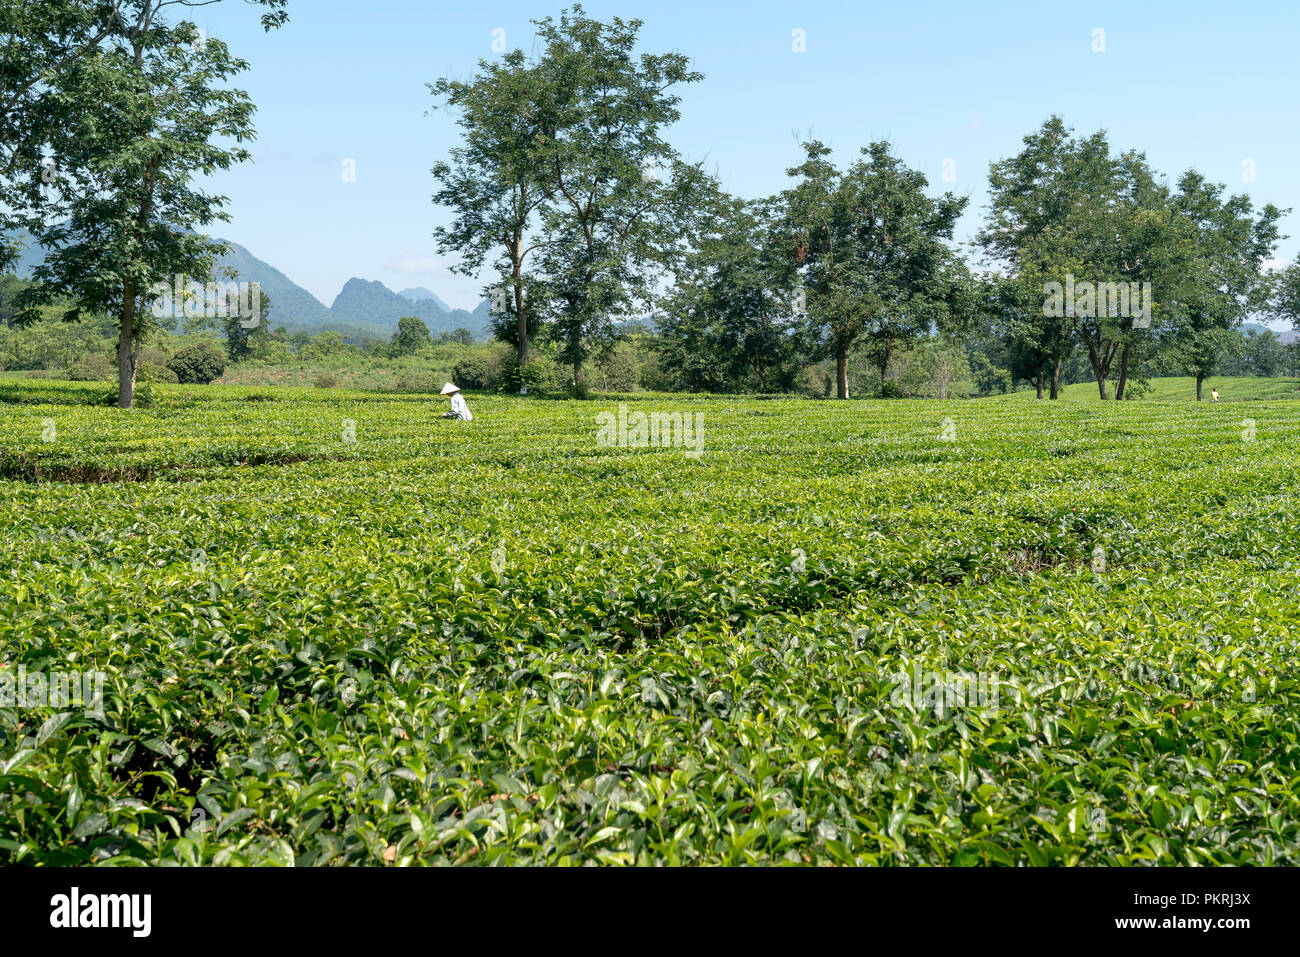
top-left (440, 383), bottom-right (473, 420)
top-left (1211, 388), bottom-right (1220, 403)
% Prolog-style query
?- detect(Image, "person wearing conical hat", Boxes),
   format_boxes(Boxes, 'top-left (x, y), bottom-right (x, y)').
top-left (440, 382), bottom-right (473, 420)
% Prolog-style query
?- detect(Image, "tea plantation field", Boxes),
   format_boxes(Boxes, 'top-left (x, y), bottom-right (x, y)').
top-left (2, 380), bottom-right (1298, 865)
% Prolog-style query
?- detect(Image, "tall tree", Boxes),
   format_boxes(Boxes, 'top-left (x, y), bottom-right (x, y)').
top-left (14, 9), bottom-right (258, 407)
top-left (0, 272), bottom-right (28, 326)
top-left (1270, 255), bottom-right (1300, 332)
top-left (431, 47), bottom-right (553, 390)
top-left (1240, 328), bottom-right (1286, 377)
top-left (390, 314), bottom-right (433, 356)
top-left (531, 5), bottom-right (709, 387)
top-left (976, 271), bottom-right (1072, 399)
top-left (981, 118), bottom-right (1180, 400)
top-left (223, 286), bottom-right (269, 361)
top-left (1093, 151), bottom-right (1177, 401)
top-left (782, 140), bottom-right (967, 399)
top-left (1164, 171), bottom-right (1283, 400)
top-left (656, 192), bottom-right (800, 393)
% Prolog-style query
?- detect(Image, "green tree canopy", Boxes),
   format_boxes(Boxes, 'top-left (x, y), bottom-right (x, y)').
top-left (656, 192), bottom-right (800, 393)
top-left (1163, 170), bottom-right (1284, 399)
top-left (530, 5), bottom-right (711, 386)
top-left (980, 117), bottom-right (1179, 399)
top-left (782, 140), bottom-right (968, 398)
top-left (1, 1), bottom-right (288, 271)
top-left (391, 315), bottom-right (433, 356)
top-left (12, 8), bottom-right (261, 407)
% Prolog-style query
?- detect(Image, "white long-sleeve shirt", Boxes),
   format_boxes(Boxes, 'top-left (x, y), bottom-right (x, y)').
top-left (450, 392), bottom-right (472, 420)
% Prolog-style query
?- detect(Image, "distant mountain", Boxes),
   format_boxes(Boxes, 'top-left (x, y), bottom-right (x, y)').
top-left (216, 240), bottom-right (333, 328)
top-left (398, 287), bottom-right (453, 313)
top-left (331, 278), bottom-right (418, 326)
top-left (331, 277), bottom-right (489, 337)
top-left (4, 231), bottom-right (491, 340)
top-left (1243, 322), bottom-right (1297, 345)
top-left (6, 230), bottom-right (45, 277)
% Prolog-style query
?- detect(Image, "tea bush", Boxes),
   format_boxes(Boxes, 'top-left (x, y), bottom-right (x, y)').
top-left (1, 382), bottom-right (1298, 865)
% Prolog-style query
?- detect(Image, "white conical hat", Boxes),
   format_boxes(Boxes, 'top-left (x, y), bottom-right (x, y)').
top-left (440, 383), bottom-right (461, 395)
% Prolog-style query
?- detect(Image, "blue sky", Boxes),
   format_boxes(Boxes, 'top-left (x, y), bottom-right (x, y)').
top-left (194, 0), bottom-right (1300, 314)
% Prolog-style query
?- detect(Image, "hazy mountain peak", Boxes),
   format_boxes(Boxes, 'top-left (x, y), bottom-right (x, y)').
top-left (397, 286), bottom-right (454, 313)
top-left (331, 276), bottom-right (487, 336)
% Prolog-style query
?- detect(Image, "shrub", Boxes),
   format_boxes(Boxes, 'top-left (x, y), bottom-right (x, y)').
top-left (795, 364), bottom-right (833, 398)
top-left (878, 380), bottom-right (907, 399)
top-left (392, 370), bottom-right (440, 392)
top-left (452, 353), bottom-right (491, 390)
top-left (3, 385), bottom-right (1297, 865)
top-left (313, 372), bottom-right (338, 389)
top-left (1123, 378), bottom-right (1153, 400)
top-left (167, 343), bottom-right (226, 384)
top-left (66, 355), bottom-right (115, 382)
top-left (500, 354), bottom-right (561, 394)
top-left (136, 360), bottom-right (179, 384)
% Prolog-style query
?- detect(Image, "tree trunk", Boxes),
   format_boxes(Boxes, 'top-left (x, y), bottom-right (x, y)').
top-left (1050, 357), bottom-right (1061, 400)
top-left (117, 281), bottom-right (137, 409)
top-left (1085, 341), bottom-right (1112, 399)
top-left (1034, 375), bottom-right (1044, 400)
top-left (115, 128), bottom-right (159, 411)
top-left (1115, 345), bottom-right (1131, 401)
top-left (878, 342), bottom-right (891, 394)
top-left (567, 317), bottom-right (583, 390)
top-left (835, 351), bottom-right (848, 400)
top-left (1196, 375), bottom-right (1204, 402)
top-left (513, 262), bottom-right (528, 394)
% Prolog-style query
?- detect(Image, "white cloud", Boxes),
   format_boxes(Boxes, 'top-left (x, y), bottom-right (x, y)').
top-left (385, 253), bottom-right (439, 273)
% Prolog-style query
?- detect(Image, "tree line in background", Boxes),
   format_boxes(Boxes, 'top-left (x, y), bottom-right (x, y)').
top-left (8, 265), bottom-right (1298, 401)
top-left (5, 2), bottom-right (1300, 406)
top-left (433, 7), bottom-right (1300, 401)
